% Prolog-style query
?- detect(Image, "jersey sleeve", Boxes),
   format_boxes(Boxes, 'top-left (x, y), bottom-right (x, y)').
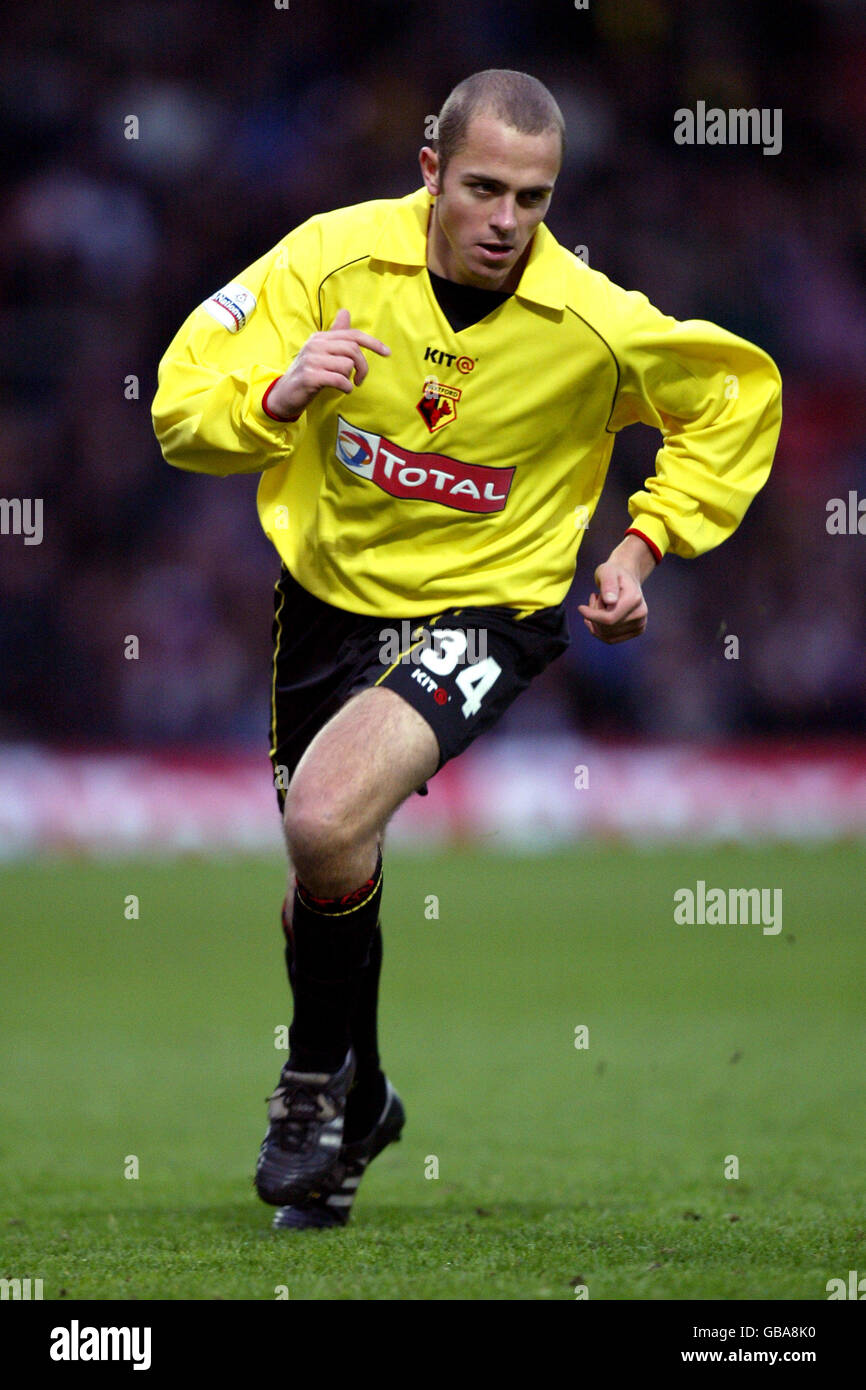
top-left (151, 221), bottom-right (322, 477)
top-left (607, 289), bottom-right (782, 560)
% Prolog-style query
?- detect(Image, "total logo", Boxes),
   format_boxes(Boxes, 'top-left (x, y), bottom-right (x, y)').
top-left (335, 428), bottom-right (375, 471)
top-left (424, 346), bottom-right (475, 372)
top-left (335, 417), bottom-right (514, 514)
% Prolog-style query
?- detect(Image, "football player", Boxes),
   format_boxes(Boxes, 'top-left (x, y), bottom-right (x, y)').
top-left (152, 69), bottom-right (781, 1228)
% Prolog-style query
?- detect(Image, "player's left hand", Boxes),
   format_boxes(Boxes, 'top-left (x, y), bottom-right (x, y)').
top-left (577, 561), bottom-right (648, 644)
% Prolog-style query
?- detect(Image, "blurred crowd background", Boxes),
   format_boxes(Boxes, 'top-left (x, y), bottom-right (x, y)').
top-left (2, 0), bottom-right (865, 750)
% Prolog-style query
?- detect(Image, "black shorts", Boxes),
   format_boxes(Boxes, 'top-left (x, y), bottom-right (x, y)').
top-left (269, 565), bottom-right (570, 811)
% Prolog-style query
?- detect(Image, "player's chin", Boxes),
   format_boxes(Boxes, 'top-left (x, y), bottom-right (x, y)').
top-left (469, 247), bottom-right (514, 279)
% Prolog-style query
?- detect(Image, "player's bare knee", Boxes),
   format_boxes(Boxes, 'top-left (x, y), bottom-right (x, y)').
top-left (282, 786), bottom-right (358, 878)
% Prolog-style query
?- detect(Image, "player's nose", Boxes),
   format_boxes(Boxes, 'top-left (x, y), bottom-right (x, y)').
top-left (489, 197), bottom-right (517, 236)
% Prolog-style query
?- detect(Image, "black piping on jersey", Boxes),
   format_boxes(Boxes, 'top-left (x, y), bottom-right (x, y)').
top-left (316, 255), bottom-right (373, 330)
top-left (563, 304), bottom-right (621, 435)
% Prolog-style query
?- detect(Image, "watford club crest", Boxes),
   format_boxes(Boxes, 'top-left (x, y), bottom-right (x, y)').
top-left (417, 376), bottom-right (461, 434)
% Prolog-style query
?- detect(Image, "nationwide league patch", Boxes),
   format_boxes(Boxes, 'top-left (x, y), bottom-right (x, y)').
top-left (202, 282), bottom-right (257, 332)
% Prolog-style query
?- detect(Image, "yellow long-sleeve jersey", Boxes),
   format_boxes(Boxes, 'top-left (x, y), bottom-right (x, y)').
top-left (152, 186), bottom-right (782, 617)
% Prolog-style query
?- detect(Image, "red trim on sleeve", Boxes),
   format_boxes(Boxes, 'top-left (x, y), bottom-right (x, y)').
top-left (624, 527), bottom-right (663, 565)
top-left (262, 378), bottom-right (301, 423)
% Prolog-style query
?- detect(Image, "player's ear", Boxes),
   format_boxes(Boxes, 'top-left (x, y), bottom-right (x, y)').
top-left (419, 146), bottom-right (441, 196)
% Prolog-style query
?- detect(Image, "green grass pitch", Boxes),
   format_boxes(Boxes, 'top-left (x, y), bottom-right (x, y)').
top-left (1, 843), bottom-right (864, 1301)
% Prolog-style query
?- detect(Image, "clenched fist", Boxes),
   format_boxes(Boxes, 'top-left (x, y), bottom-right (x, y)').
top-left (577, 534), bottom-right (657, 644)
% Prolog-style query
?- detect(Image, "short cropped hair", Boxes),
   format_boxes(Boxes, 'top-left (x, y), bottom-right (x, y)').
top-left (434, 70), bottom-right (565, 181)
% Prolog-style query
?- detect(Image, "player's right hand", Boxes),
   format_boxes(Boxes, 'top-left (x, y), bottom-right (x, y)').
top-left (266, 309), bottom-right (390, 419)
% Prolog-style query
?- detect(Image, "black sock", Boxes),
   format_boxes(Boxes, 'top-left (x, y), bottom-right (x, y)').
top-left (284, 852), bottom-right (383, 1074)
top-left (282, 892), bottom-right (387, 1139)
top-left (343, 924), bottom-right (387, 1142)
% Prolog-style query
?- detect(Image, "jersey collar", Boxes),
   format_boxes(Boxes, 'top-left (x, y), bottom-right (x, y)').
top-left (370, 186), bottom-right (569, 313)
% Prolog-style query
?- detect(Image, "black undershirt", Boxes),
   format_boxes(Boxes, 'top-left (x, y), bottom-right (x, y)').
top-left (427, 269), bottom-right (512, 333)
